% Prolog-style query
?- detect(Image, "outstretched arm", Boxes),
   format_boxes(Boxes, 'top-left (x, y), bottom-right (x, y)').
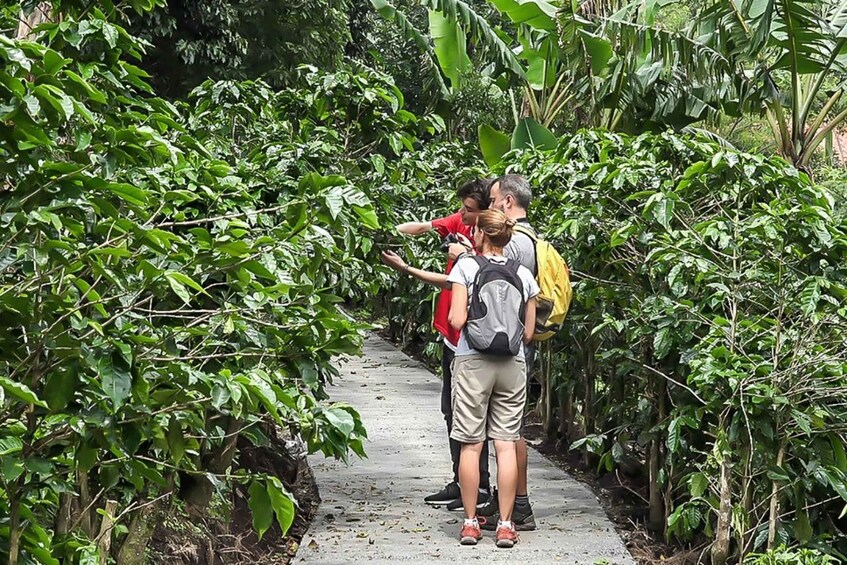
top-left (381, 251), bottom-right (450, 289)
top-left (395, 221), bottom-right (433, 235)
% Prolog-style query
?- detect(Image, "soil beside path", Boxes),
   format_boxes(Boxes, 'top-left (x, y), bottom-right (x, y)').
top-left (294, 334), bottom-right (635, 564)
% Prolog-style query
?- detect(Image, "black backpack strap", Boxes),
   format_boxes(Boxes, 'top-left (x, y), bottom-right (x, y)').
top-left (503, 257), bottom-right (520, 274)
top-left (472, 255), bottom-right (488, 269)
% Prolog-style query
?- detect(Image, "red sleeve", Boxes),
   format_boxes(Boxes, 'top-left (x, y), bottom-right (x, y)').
top-left (431, 212), bottom-right (463, 237)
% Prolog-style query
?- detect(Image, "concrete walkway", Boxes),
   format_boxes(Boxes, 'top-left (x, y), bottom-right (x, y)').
top-left (294, 334), bottom-right (635, 564)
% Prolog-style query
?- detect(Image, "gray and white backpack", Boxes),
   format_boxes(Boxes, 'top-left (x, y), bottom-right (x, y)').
top-left (464, 256), bottom-right (526, 356)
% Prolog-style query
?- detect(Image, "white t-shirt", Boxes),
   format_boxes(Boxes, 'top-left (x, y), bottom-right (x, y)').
top-left (446, 254), bottom-right (540, 358)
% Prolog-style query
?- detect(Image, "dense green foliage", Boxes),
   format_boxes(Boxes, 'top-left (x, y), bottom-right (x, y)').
top-left (7, 0), bottom-right (847, 564)
top-left (0, 8), bottom-right (452, 562)
top-left (124, 0), bottom-right (353, 97)
top-left (512, 132), bottom-right (847, 562)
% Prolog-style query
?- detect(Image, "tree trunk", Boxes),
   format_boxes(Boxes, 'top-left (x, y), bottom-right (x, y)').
top-left (542, 344), bottom-right (556, 440)
top-left (767, 441), bottom-right (786, 550)
top-left (116, 504), bottom-right (158, 565)
top-left (9, 492), bottom-right (21, 565)
top-left (97, 500), bottom-right (117, 565)
top-left (558, 378), bottom-right (572, 444)
top-left (76, 469), bottom-right (94, 537)
top-left (181, 416), bottom-right (241, 515)
top-left (56, 493), bottom-right (73, 535)
top-left (584, 346), bottom-right (596, 436)
top-left (648, 435), bottom-right (663, 532)
top-left (582, 345), bottom-right (597, 467)
top-left (16, 2), bottom-right (53, 39)
top-left (647, 370), bottom-right (666, 533)
top-left (711, 459), bottom-right (733, 565)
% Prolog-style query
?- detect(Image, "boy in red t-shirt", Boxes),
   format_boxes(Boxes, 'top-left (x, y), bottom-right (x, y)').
top-left (386, 178), bottom-right (491, 508)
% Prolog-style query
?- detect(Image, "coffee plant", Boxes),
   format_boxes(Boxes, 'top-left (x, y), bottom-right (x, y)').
top-left (0, 9), bottom-right (447, 563)
top-left (504, 131), bottom-right (847, 562)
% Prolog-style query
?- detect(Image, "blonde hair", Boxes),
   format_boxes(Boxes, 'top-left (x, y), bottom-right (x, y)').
top-left (476, 209), bottom-right (516, 249)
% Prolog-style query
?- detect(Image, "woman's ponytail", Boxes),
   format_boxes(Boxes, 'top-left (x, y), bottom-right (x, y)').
top-left (477, 210), bottom-right (514, 248)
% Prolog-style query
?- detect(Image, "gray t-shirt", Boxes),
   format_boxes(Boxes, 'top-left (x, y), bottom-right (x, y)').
top-left (505, 221), bottom-right (537, 276)
top-left (447, 255), bottom-right (540, 358)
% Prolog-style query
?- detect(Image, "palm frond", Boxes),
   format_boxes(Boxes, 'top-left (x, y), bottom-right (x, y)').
top-left (421, 0), bottom-right (526, 80)
top-left (370, 0), bottom-right (451, 98)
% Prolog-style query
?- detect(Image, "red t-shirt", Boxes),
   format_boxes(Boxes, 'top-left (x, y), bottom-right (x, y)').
top-left (431, 213), bottom-right (473, 346)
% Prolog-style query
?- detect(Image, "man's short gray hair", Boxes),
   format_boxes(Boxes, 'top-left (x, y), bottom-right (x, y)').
top-left (495, 174), bottom-right (532, 210)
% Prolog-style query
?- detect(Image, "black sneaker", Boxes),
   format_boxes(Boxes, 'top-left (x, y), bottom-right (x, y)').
top-left (445, 489), bottom-right (491, 511)
top-left (477, 487), bottom-right (499, 516)
top-left (424, 481), bottom-right (461, 505)
top-left (479, 491), bottom-right (537, 531)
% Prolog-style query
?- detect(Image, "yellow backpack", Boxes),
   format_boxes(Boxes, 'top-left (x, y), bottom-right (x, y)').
top-left (514, 225), bottom-right (573, 341)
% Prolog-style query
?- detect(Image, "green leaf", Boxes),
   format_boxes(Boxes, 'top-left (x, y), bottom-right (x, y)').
top-left (369, 0), bottom-right (450, 97)
top-left (689, 472), bottom-right (708, 498)
top-left (299, 172), bottom-right (347, 192)
top-left (100, 355), bottom-right (132, 410)
top-left (653, 327), bottom-right (672, 359)
top-left (0, 376), bottom-right (47, 408)
top-left (511, 118), bottom-right (557, 150)
top-left (249, 480), bottom-right (273, 540)
top-left (77, 444), bottom-right (98, 472)
top-left (0, 437), bottom-right (23, 456)
top-left (324, 406), bottom-right (356, 436)
top-left (267, 477), bottom-right (296, 534)
top-left (353, 206), bottom-right (380, 230)
top-left (794, 509), bottom-right (812, 543)
top-left (166, 271), bottom-right (207, 296)
top-left (429, 11), bottom-right (472, 86)
top-left (578, 30), bottom-right (614, 74)
top-left (421, 0), bottom-right (525, 80)
top-left (168, 419), bottom-right (185, 464)
top-left (653, 197), bottom-right (674, 230)
top-left (44, 365), bottom-right (77, 411)
top-left (800, 278), bottom-right (821, 316)
top-left (488, 0), bottom-right (557, 29)
top-left (832, 434), bottom-right (847, 472)
top-left (478, 124), bottom-right (511, 167)
top-left (2, 456), bottom-right (24, 482)
top-left (104, 183), bottom-right (148, 206)
top-left (325, 187), bottom-right (344, 220)
top-left (667, 417), bottom-right (682, 453)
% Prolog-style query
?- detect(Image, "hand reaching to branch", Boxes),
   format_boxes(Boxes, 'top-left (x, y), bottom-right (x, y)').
top-left (381, 250), bottom-right (407, 272)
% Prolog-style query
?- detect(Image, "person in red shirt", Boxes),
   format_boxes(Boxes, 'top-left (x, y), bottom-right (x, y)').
top-left (384, 178), bottom-right (492, 508)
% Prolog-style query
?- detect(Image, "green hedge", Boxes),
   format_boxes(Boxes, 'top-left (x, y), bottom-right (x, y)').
top-left (506, 130), bottom-right (847, 562)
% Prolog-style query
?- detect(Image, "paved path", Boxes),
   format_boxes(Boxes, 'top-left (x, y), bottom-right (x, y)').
top-left (294, 334), bottom-right (635, 564)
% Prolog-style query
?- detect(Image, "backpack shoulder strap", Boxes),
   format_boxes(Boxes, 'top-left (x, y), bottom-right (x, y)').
top-left (503, 257), bottom-right (521, 275)
top-left (513, 223), bottom-right (538, 242)
top-left (512, 224), bottom-right (540, 278)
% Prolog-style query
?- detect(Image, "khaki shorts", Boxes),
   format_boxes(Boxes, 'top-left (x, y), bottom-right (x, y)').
top-left (450, 355), bottom-right (527, 443)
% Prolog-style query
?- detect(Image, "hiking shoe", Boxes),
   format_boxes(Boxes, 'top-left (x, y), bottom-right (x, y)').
top-left (476, 487), bottom-right (499, 517)
top-left (459, 521), bottom-right (483, 545)
top-left (479, 493), bottom-right (537, 531)
top-left (495, 522), bottom-right (519, 548)
top-left (424, 481), bottom-right (461, 505)
top-left (446, 490), bottom-right (491, 511)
